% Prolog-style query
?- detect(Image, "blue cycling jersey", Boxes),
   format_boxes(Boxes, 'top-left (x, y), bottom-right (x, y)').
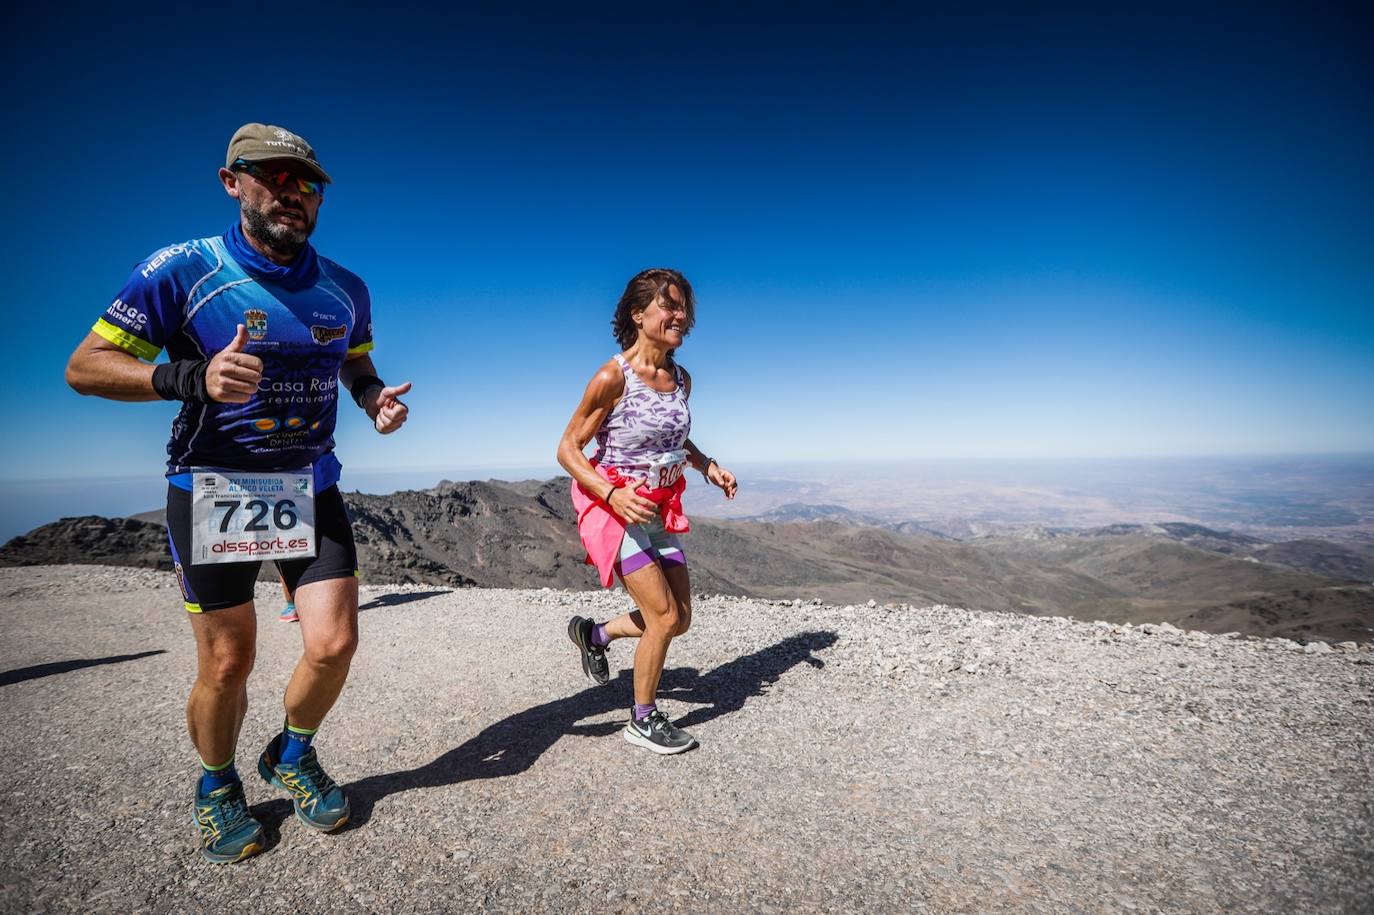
top-left (92, 225), bottom-right (373, 490)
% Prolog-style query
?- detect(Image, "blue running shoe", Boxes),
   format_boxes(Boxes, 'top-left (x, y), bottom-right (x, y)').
top-left (278, 602), bottom-right (299, 623)
top-left (192, 780), bottom-right (265, 864)
top-left (258, 738), bottom-right (350, 832)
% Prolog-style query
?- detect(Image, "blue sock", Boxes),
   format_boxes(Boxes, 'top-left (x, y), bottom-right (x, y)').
top-left (199, 757), bottom-right (240, 794)
top-left (591, 622), bottom-right (611, 648)
top-left (278, 723), bottom-right (317, 765)
top-left (633, 702), bottom-right (657, 721)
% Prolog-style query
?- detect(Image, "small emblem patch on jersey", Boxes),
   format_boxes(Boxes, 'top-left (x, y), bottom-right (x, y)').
top-left (310, 324), bottom-right (347, 345)
top-left (245, 309), bottom-right (268, 341)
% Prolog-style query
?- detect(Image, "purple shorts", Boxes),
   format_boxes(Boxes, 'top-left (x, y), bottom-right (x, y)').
top-left (615, 517), bottom-right (686, 577)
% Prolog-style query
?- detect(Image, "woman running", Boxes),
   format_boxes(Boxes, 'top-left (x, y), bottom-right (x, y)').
top-left (557, 268), bottom-right (737, 754)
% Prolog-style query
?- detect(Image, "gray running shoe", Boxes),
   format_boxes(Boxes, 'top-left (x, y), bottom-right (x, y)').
top-left (623, 709), bottom-right (698, 755)
top-left (567, 615), bottom-right (610, 685)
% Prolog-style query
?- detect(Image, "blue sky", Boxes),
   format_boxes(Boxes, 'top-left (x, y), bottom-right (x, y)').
top-left (4, 4), bottom-right (1371, 487)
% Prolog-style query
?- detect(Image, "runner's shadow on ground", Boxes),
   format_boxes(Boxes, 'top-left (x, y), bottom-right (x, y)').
top-left (0, 650), bottom-right (167, 687)
top-left (335, 629), bottom-right (838, 829)
top-left (358, 590), bottom-right (449, 613)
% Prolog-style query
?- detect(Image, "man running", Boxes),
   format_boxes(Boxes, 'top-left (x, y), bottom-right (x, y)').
top-left (65, 123), bottom-right (411, 863)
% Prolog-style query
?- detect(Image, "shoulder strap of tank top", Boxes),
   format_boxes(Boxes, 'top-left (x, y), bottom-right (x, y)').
top-left (613, 353), bottom-right (640, 389)
top-left (610, 351), bottom-right (634, 395)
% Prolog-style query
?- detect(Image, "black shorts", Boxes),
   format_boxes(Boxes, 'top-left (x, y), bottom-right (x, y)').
top-left (166, 483), bottom-right (358, 612)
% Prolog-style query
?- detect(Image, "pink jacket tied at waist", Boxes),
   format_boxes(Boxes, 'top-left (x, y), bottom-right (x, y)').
top-left (571, 463), bottom-right (690, 587)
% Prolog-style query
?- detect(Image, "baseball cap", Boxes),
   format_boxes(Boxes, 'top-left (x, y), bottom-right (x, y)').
top-left (225, 123), bottom-right (332, 184)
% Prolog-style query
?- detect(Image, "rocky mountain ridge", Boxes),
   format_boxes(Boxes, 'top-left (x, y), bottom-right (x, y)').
top-left (3, 477), bottom-right (1371, 642)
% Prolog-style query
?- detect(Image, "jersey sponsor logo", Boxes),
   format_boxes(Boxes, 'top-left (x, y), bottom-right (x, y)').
top-left (310, 324), bottom-right (347, 345)
top-left (107, 298), bottom-right (149, 327)
top-left (245, 309), bottom-right (268, 341)
top-left (211, 536), bottom-right (310, 555)
top-left (260, 376), bottom-right (336, 394)
top-left (141, 244), bottom-right (191, 278)
top-left (311, 311), bottom-right (337, 321)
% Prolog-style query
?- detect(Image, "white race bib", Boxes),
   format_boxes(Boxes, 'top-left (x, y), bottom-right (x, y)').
top-left (190, 470), bottom-right (316, 565)
top-left (645, 449), bottom-right (688, 490)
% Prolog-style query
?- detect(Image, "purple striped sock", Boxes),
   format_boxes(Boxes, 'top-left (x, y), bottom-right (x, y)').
top-left (633, 702), bottom-right (657, 721)
top-left (591, 623), bottom-right (611, 648)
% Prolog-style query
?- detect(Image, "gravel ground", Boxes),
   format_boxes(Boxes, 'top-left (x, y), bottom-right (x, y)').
top-left (1, 565), bottom-right (1371, 914)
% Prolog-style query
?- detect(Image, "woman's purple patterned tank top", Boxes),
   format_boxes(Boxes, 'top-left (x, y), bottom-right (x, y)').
top-left (593, 354), bottom-right (692, 474)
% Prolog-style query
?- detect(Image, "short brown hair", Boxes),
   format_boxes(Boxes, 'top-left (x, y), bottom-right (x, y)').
top-left (611, 268), bottom-right (696, 350)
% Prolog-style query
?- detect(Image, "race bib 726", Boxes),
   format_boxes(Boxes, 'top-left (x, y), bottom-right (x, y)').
top-left (190, 470), bottom-right (316, 564)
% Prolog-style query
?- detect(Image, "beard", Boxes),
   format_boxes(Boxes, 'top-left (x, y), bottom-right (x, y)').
top-left (240, 197), bottom-right (313, 258)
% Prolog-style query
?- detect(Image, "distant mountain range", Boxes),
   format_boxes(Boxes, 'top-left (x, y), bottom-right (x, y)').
top-left (743, 504), bottom-right (1374, 581)
top-left (3, 478), bottom-right (1371, 642)
top-left (739, 502), bottom-right (951, 538)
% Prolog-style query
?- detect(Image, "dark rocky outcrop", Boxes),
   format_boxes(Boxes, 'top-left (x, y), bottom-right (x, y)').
top-left (4, 477), bottom-right (1372, 640)
top-left (0, 516), bottom-right (169, 570)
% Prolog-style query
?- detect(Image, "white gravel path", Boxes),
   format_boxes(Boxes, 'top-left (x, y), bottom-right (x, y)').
top-left (0, 565), bottom-right (1370, 914)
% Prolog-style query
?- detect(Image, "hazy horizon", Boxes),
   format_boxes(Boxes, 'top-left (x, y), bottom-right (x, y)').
top-left (5, 453), bottom-right (1370, 546)
top-left (7, 449), bottom-right (1372, 484)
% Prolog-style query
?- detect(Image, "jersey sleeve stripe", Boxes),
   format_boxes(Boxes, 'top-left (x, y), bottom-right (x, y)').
top-left (92, 318), bottom-right (163, 362)
top-left (346, 341), bottom-right (375, 356)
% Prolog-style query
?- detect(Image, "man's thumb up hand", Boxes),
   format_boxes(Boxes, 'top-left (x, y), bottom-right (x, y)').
top-left (206, 324), bottom-right (263, 403)
top-left (222, 324), bottom-right (249, 354)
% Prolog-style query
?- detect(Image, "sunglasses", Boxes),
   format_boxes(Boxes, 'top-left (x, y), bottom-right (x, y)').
top-left (232, 160), bottom-right (324, 196)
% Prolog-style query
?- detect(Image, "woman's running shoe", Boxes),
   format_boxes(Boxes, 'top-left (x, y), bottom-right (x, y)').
top-left (567, 615), bottom-right (610, 685)
top-left (278, 602), bottom-right (299, 623)
top-left (624, 709), bottom-right (697, 755)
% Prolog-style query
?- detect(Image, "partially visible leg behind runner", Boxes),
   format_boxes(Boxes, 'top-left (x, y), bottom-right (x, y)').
top-left (258, 575), bottom-right (358, 832)
top-left (277, 572), bottom-right (298, 623)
